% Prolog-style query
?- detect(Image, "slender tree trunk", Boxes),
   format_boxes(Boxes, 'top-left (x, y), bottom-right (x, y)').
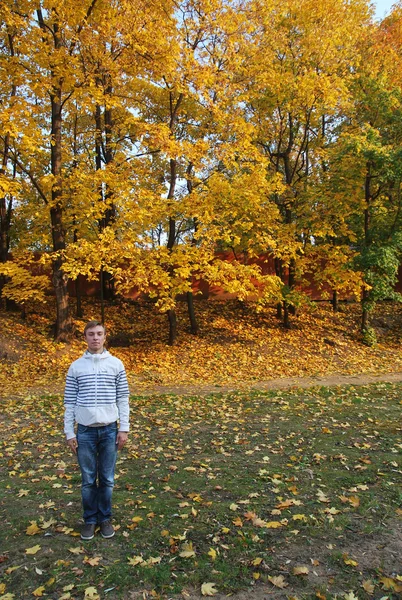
top-left (0, 134), bottom-right (12, 303)
top-left (187, 291), bottom-right (198, 335)
top-left (75, 278), bottom-right (83, 318)
top-left (283, 302), bottom-right (290, 329)
top-left (361, 287), bottom-right (369, 330)
top-left (100, 268), bottom-right (105, 324)
top-left (288, 257), bottom-right (297, 316)
top-left (274, 257), bottom-right (283, 319)
top-left (331, 290), bottom-right (338, 312)
top-left (361, 164), bottom-right (371, 332)
top-left (38, 10), bottom-right (72, 341)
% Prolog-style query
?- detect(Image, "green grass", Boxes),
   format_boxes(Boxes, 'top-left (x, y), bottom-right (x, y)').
top-left (0, 383), bottom-right (401, 599)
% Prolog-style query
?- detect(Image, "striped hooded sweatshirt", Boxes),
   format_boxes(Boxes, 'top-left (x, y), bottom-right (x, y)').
top-left (64, 350), bottom-right (130, 440)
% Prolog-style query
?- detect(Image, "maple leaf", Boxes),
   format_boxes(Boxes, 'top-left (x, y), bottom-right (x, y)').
top-left (84, 587), bottom-right (100, 600)
top-left (32, 587), bottom-right (46, 598)
top-left (180, 542), bottom-right (196, 558)
top-left (293, 566), bottom-right (309, 575)
top-left (127, 556), bottom-right (145, 566)
top-left (343, 593), bottom-right (359, 600)
top-left (25, 545), bottom-right (41, 555)
top-left (379, 576), bottom-right (402, 591)
top-left (143, 556), bottom-right (161, 566)
top-left (343, 554), bottom-right (358, 567)
top-left (207, 548), bottom-right (217, 561)
top-left (268, 575), bottom-right (288, 588)
top-left (68, 547), bottom-right (84, 554)
top-left (83, 556), bottom-right (102, 566)
top-left (201, 582), bottom-right (218, 596)
top-left (362, 580), bottom-right (375, 594)
top-left (265, 521), bottom-right (282, 528)
top-left (26, 521), bottom-right (42, 535)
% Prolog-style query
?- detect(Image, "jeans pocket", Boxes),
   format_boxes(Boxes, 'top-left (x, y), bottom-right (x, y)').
top-left (77, 424), bottom-right (89, 434)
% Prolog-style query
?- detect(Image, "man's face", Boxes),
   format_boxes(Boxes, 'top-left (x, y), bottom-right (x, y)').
top-left (84, 326), bottom-right (106, 354)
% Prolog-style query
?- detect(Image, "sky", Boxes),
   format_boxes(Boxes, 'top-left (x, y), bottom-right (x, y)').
top-left (374, 0), bottom-right (396, 19)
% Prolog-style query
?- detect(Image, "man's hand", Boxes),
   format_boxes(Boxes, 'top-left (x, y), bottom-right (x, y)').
top-left (116, 431), bottom-right (128, 451)
top-left (67, 437), bottom-right (78, 454)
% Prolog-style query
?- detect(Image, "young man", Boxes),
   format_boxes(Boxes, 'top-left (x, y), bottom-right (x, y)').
top-left (64, 321), bottom-right (130, 540)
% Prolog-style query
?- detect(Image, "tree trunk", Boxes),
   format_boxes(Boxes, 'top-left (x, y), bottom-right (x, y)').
top-left (75, 278), bottom-right (83, 318)
top-left (187, 291), bottom-right (198, 335)
top-left (53, 259), bottom-right (72, 342)
top-left (38, 9), bottom-right (72, 341)
top-left (331, 290), bottom-right (338, 312)
top-left (274, 258), bottom-right (283, 319)
top-left (288, 257), bottom-right (297, 316)
top-left (361, 287), bottom-right (370, 330)
top-left (167, 309), bottom-right (177, 346)
top-left (283, 302), bottom-right (290, 329)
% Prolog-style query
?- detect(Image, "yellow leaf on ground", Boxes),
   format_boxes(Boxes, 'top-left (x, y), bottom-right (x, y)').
top-left (252, 557), bottom-right (263, 566)
top-left (268, 575), bottom-right (288, 588)
top-left (83, 556), bottom-right (101, 566)
top-left (362, 580), bottom-right (375, 594)
top-left (0, 584), bottom-right (5, 594)
top-left (84, 587), bottom-right (100, 600)
top-left (25, 545), bottom-right (41, 555)
top-left (26, 521), bottom-right (41, 535)
top-left (207, 548), bottom-right (217, 561)
top-left (379, 576), bottom-right (402, 592)
top-left (127, 555), bottom-right (144, 566)
top-left (68, 547), bottom-right (84, 554)
top-left (201, 582), bottom-right (218, 596)
top-left (32, 587), bottom-right (45, 598)
top-left (293, 566), bottom-right (309, 575)
top-left (180, 542), bottom-right (196, 558)
top-left (343, 555), bottom-right (358, 567)
top-left (265, 521), bottom-right (282, 528)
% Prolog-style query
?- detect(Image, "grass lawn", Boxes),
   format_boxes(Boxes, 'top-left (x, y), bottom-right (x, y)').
top-left (0, 383), bottom-right (401, 599)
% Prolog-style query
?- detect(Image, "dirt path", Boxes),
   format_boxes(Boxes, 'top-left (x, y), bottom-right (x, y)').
top-left (133, 370), bottom-right (402, 396)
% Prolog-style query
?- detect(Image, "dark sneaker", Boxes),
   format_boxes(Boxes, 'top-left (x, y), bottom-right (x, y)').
top-left (81, 523), bottom-right (95, 540)
top-left (100, 520), bottom-right (115, 539)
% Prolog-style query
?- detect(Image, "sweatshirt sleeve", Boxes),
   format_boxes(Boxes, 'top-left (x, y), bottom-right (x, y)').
top-left (116, 366), bottom-right (130, 432)
top-left (64, 366), bottom-right (78, 440)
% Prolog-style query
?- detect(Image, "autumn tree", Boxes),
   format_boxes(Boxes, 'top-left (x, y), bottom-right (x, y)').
top-left (241, 0), bottom-right (372, 327)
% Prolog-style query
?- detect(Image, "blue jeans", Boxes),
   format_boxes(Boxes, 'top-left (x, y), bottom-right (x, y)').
top-left (77, 422), bottom-right (118, 524)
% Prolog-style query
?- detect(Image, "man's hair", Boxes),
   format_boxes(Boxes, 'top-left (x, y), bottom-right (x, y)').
top-left (84, 320), bottom-right (107, 335)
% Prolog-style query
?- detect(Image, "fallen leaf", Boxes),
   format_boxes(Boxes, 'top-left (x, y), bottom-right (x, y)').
top-left (362, 580), bottom-right (375, 594)
top-left (268, 575), bottom-right (288, 588)
top-left (83, 556), bottom-right (102, 566)
top-left (32, 587), bottom-right (45, 598)
top-left (293, 566), bottom-right (309, 575)
top-left (201, 582), bottom-right (218, 596)
top-left (25, 545), bottom-right (41, 555)
top-left (180, 542), bottom-right (196, 558)
top-left (26, 521), bottom-right (42, 536)
top-left (84, 587), bottom-right (100, 600)
top-left (127, 555), bottom-right (144, 566)
top-left (68, 547), bottom-right (84, 555)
